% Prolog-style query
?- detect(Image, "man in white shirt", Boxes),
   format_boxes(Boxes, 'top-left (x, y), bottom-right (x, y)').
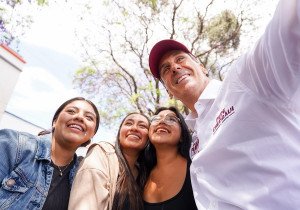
top-left (147, 0), bottom-right (300, 209)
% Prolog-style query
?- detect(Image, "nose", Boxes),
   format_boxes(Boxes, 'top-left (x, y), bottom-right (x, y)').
top-left (171, 63), bottom-right (181, 74)
top-left (156, 117), bottom-right (167, 125)
top-left (130, 123), bottom-right (139, 131)
top-left (74, 112), bottom-right (84, 122)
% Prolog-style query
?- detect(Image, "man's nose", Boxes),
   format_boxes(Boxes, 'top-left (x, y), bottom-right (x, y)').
top-left (171, 63), bottom-right (181, 74)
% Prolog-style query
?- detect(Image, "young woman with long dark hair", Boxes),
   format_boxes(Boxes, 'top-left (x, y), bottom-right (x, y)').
top-left (143, 106), bottom-right (197, 210)
top-left (69, 112), bottom-right (149, 210)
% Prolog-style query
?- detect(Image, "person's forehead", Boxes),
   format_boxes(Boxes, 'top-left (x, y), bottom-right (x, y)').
top-left (125, 114), bottom-right (148, 122)
top-left (157, 110), bottom-right (176, 116)
top-left (64, 100), bottom-right (95, 113)
top-left (159, 50), bottom-right (186, 63)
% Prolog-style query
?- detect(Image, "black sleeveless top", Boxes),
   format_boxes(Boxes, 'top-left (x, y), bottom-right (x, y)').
top-left (144, 165), bottom-right (197, 210)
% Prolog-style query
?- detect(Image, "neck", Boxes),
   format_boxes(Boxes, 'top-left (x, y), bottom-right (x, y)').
top-left (51, 137), bottom-right (75, 166)
top-left (155, 146), bottom-right (184, 169)
top-left (123, 150), bottom-right (139, 178)
top-left (182, 78), bottom-right (211, 113)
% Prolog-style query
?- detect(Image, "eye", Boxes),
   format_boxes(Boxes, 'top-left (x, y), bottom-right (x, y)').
top-left (124, 121), bottom-right (133, 126)
top-left (86, 115), bottom-right (95, 121)
top-left (66, 109), bottom-right (76, 114)
top-left (169, 117), bottom-right (177, 122)
top-left (150, 116), bottom-right (160, 123)
top-left (176, 56), bottom-right (185, 63)
top-left (160, 66), bottom-right (170, 76)
top-left (139, 123), bottom-right (149, 129)
top-left (167, 115), bottom-right (179, 123)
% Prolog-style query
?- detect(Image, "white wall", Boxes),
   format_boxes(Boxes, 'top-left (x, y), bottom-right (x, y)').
top-left (0, 44), bottom-right (26, 120)
top-left (0, 111), bottom-right (44, 135)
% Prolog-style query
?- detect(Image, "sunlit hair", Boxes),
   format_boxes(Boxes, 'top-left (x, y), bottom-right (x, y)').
top-left (145, 106), bottom-right (192, 171)
top-left (37, 97), bottom-right (100, 146)
top-left (112, 112), bottom-right (150, 210)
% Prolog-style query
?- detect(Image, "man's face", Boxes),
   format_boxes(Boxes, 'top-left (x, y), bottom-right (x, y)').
top-left (158, 50), bottom-right (208, 101)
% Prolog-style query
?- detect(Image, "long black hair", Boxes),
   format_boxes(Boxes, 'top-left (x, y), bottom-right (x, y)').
top-left (38, 97), bottom-right (100, 146)
top-left (112, 112), bottom-right (149, 210)
top-left (145, 106), bottom-right (192, 171)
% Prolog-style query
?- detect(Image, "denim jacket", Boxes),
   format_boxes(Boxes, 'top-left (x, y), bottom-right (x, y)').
top-left (0, 129), bottom-right (79, 210)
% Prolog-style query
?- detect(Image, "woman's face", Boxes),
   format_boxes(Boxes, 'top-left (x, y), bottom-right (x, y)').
top-left (52, 100), bottom-right (97, 147)
top-left (149, 109), bottom-right (181, 147)
top-left (119, 114), bottom-right (149, 153)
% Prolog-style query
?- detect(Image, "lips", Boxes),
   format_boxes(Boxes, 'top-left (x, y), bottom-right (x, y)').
top-left (154, 126), bottom-right (170, 133)
top-left (174, 71), bottom-right (190, 85)
top-left (126, 132), bottom-right (141, 140)
top-left (67, 123), bottom-right (85, 132)
top-left (176, 74), bottom-right (189, 84)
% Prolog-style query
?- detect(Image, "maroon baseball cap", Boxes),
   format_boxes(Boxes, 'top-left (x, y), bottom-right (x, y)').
top-left (149, 39), bottom-right (191, 79)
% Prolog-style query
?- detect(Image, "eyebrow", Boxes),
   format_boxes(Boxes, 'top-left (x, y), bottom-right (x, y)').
top-left (125, 118), bottom-right (149, 124)
top-left (158, 113), bottom-right (177, 117)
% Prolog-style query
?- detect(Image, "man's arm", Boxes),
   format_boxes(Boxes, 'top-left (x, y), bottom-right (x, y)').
top-left (237, 0), bottom-right (300, 105)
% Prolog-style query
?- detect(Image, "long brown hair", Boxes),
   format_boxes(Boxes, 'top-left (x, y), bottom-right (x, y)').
top-left (112, 112), bottom-right (149, 210)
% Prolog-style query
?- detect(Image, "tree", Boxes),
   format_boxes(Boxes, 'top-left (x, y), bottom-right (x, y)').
top-left (0, 0), bottom-right (47, 46)
top-left (72, 0), bottom-right (269, 128)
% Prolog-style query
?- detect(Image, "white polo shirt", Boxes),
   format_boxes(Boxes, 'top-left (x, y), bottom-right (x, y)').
top-left (186, 0), bottom-right (300, 209)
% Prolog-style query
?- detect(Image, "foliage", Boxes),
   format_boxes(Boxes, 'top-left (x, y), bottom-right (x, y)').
top-left (0, 0), bottom-right (47, 46)
top-left (206, 10), bottom-right (240, 55)
top-left (72, 0), bottom-right (261, 128)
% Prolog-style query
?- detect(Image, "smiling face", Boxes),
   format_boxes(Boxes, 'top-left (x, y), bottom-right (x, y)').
top-left (149, 109), bottom-right (181, 147)
top-left (119, 113), bottom-right (149, 153)
top-left (52, 100), bottom-right (97, 148)
top-left (159, 50), bottom-right (209, 109)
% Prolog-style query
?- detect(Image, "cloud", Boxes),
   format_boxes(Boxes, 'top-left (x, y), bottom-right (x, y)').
top-left (7, 66), bottom-right (80, 128)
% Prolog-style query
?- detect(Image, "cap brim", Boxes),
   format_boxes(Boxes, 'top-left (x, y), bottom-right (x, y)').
top-left (149, 39), bottom-right (190, 79)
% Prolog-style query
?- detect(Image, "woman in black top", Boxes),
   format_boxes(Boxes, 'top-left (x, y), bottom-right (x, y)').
top-left (144, 107), bottom-right (197, 210)
top-left (0, 97), bottom-right (99, 210)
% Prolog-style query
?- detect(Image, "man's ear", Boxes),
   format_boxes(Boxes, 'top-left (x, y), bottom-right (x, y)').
top-left (200, 64), bottom-right (208, 75)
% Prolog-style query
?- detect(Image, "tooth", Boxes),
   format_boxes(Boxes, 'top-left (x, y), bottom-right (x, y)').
top-left (70, 124), bottom-right (83, 131)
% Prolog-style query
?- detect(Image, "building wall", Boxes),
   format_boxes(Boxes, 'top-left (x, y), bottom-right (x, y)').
top-left (0, 44), bottom-right (26, 120)
top-left (0, 111), bottom-right (45, 135)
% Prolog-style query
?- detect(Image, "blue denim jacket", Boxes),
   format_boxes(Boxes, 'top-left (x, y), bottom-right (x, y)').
top-left (0, 129), bottom-right (79, 210)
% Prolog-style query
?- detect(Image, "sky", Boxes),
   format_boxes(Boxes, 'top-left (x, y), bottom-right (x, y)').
top-left (5, 1), bottom-right (115, 142)
top-left (4, 0), bottom-right (278, 142)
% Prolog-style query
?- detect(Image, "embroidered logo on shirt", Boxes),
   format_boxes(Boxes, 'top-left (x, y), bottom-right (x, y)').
top-left (190, 132), bottom-right (200, 159)
top-left (213, 106), bottom-right (235, 133)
